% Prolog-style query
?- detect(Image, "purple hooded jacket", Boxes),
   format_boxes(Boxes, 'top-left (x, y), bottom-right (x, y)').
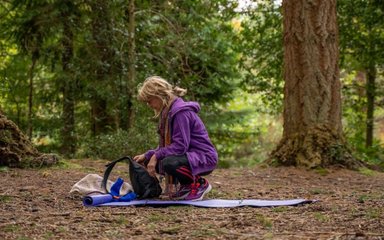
top-left (144, 97), bottom-right (218, 176)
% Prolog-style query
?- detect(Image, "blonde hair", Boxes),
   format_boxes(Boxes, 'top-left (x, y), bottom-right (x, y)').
top-left (138, 76), bottom-right (187, 116)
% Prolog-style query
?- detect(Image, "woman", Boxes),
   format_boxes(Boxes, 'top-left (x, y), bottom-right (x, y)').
top-left (133, 76), bottom-right (218, 201)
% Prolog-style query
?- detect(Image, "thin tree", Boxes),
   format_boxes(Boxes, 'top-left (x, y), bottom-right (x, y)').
top-left (60, 0), bottom-right (76, 156)
top-left (338, 0), bottom-right (384, 148)
top-left (89, 0), bottom-right (113, 136)
top-left (126, 0), bottom-right (136, 130)
top-left (271, 0), bottom-right (363, 168)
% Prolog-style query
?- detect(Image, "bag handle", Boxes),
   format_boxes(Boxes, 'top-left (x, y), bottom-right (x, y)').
top-left (101, 156), bottom-right (132, 194)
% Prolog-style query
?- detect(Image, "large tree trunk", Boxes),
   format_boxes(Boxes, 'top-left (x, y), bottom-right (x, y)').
top-left (271, 0), bottom-right (363, 169)
top-left (0, 112), bottom-right (58, 168)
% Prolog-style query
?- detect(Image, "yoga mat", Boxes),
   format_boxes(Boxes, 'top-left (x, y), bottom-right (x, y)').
top-left (83, 194), bottom-right (113, 206)
top-left (83, 195), bottom-right (315, 208)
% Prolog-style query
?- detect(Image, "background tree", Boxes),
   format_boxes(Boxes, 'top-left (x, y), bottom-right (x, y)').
top-left (126, 0), bottom-right (136, 130)
top-left (0, 0), bottom-right (241, 164)
top-left (271, 0), bottom-right (363, 168)
top-left (338, 0), bottom-right (384, 148)
top-left (238, 1), bottom-right (284, 112)
top-left (1, 0), bottom-right (381, 168)
top-left (2, 0), bottom-right (82, 157)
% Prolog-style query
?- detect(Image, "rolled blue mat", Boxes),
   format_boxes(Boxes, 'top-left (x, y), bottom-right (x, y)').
top-left (83, 194), bottom-right (113, 206)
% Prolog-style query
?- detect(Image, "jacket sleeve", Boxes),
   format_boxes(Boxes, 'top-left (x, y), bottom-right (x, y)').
top-left (145, 149), bottom-right (156, 160)
top-left (154, 111), bottom-right (191, 160)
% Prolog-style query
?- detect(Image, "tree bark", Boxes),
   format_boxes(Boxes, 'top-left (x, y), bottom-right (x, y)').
top-left (365, 65), bottom-right (376, 148)
top-left (27, 57), bottom-right (37, 139)
top-left (271, 0), bottom-right (362, 169)
top-left (126, 0), bottom-right (136, 130)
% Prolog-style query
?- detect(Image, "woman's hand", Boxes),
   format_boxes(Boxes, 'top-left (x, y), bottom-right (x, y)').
top-left (133, 154), bottom-right (146, 164)
top-left (147, 155), bottom-right (158, 177)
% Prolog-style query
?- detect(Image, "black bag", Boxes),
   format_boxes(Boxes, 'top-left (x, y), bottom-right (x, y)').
top-left (101, 156), bottom-right (162, 199)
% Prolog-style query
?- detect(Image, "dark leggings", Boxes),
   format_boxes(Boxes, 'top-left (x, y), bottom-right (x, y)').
top-left (160, 155), bottom-right (197, 185)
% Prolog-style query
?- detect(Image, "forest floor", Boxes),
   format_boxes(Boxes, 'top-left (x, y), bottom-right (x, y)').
top-left (1, 159), bottom-right (384, 240)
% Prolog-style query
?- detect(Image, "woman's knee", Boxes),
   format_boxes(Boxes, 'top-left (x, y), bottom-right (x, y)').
top-left (162, 156), bottom-right (177, 171)
top-left (162, 155), bottom-right (189, 173)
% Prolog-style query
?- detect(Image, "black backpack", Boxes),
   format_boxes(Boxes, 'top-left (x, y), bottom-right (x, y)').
top-left (101, 156), bottom-right (162, 199)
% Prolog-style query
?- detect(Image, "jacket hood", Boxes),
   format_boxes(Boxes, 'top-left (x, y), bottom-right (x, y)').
top-left (169, 97), bottom-right (200, 118)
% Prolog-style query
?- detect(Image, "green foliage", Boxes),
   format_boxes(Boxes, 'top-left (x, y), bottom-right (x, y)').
top-left (204, 92), bottom-right (282, 167)
top-left (135, 0), bottom-right (240, 104)
top-left (342, 73), bottom-right (384, 165)
top-left (338, 0), bottom-right (384, 165)
top-left (338, 0), bottom-right (384, 69)
top-left (78, 128), bottom-right (157, 160)
top-left (237, 1), bottom-right (284, 113)
top-left (0, 0), bottom-right (383, 168)
top-left (1, 0), bottom-right (242, 159)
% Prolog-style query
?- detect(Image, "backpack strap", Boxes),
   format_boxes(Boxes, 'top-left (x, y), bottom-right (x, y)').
top-left (101, 156), bottom-right (132, 194)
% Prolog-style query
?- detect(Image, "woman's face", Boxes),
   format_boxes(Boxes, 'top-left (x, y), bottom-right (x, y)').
top-left (146, 96), bottom-right (163, 111)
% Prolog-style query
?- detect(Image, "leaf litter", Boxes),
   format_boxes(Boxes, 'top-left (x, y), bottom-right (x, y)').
top-left (1, 159), bottom-right (383, 239)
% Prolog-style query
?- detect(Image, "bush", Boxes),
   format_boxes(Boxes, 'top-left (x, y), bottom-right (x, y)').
top-left (77, 128), bottom-right (157, 160)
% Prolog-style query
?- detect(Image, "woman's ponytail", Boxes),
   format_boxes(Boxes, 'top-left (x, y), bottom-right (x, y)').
top-left (173, 86), bottom-right (187, 97)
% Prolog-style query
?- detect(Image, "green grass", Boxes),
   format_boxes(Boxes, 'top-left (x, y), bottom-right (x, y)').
top-left (53, 160), bottom-right (82, 170)
top-left (255, 213), bottom-right (273, 229)
top-left (310, 188), bottom-right (326, 195)
top-left (314, 212), bottom-right (330, 222)
top-left (115, 216), bottom-right (129, 225)
top-left (358, 167), bottom-right (376, 177)
top-left (43, 232), bottom-right (54, 240)
top-left (206, 188), bottom-right (229, 199)
top-left (105, 229), bottom-right (123, 238)
top-left (191, 225), bottom-right (224, 238)
top-left (159, 225), bottom-right (181, 235)
top-left (0, 195), bottom-right (12, 203)
top-left (3, 224), bottom-right (21, 232)
top-left (357, 194), bottom-right (369, 203)
top-left (365, 208), bottom-right (381, 219)
top-left (16, 237), bottom-right (32, 240)
top-left (263, 232), bottom-right (275, 239)
top-left (0, 166), bottom-right (9, 172)
top-left (147, 213), bottom-right (165, 223)
top-left (271, 206), bottom-right (289, 212)
top-left (314, 167), bottom-right (329, 176)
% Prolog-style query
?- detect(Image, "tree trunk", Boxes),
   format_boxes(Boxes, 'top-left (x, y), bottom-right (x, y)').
top-left (91, 99), bottom-right (108, 136)
top-left (61, 8), bottom-right (76, 157)
top-left (365, 65), bottom-right (376, 148)
top-left (271, 0), bottom-right (362, 169)
top-left (0, 112), bottom-right (58, 168)
top-left (27, 57), bottom-right (37, 139)
top-left (126, 0), bottom-right (136, 130)
top-left (90, 1), bottom-right (112, 135)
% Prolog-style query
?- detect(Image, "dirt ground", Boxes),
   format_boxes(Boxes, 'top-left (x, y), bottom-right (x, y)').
top-left (1, 159), bottom-right (383, 240)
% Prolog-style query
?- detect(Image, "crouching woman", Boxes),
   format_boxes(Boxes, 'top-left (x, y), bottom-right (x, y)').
top-left (133, 76), bottom-right (218, 201)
